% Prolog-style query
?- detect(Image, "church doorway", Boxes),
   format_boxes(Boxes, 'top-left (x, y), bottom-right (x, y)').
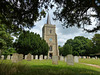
top-left (49, 53), bottom-right (52, 59)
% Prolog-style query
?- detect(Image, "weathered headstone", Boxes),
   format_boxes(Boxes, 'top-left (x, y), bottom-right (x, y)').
top-left (1, 55), bottom-right (4, 60)
top-left (27, 53), bottom-right (32, 61)
top-left (31, 55), bottom-right (34, 60)
top-left (74, 56), bottom-right (79, 63)
top-left (39, 55), bottom-right (43, 60)
top-left (12, 53), bottom-right (19, 63)
top-left (44, 56), bottom-right (47, 59)
top-left (60, 56), bottom-right (64, 61)
top-left (95, 56), bottom-right (97, 59)
top-left (66, 54), bottom-right (74, 65)
top-left (52, 56), bottom-right (58, 65)
top-left (7, 55), bottom-right (10, 60)
top-left (65, 56), bottom-right (67, 62)
top-left (35, 55), bottom-right (38, 60)
top-left (18, 54), bottom-right (23, 61)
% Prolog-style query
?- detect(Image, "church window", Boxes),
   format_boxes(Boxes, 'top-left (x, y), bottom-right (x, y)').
top-left (50, 46), bottom-right (52, 51)
top-left (50, 30), bottom-right (52, 33)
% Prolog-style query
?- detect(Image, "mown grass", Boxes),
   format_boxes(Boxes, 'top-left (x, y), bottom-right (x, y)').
top-left (79, 58), bottom-right (100, 66)
top-left (0, 59), bottom-right (100, 75)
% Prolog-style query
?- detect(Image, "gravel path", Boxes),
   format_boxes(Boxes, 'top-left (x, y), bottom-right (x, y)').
top-left (81, 63), bottom-right (100, 68)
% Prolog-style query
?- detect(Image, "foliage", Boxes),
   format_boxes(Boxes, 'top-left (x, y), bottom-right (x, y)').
top-left (0, 24), bottom-right (13, 54)
top-left (14, 31), bottom-right (49, 55)
top-left (0, 60), bottom-right (100, 75)
top-left (2, 48), bottom-right (16, 55)
top-left (62, 44), bottom-right (72, 56)
top-left (54, 0), bottom-right (100, 32)
top-left (92, 34), bottom-right (100, 54)
top-left (61, 36), bottom-right (93, 56)
top-left (0, 0), bottom-right (50, 32)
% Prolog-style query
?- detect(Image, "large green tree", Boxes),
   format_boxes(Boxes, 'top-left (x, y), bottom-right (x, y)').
top-left (92, 34), bottom-right (100, 54)
top-left (65, 36), bottom-right (92, 56)
top-left (14, 31), bottom-right (49, 55)
top-left (54, 0), bottom-right (100, 32)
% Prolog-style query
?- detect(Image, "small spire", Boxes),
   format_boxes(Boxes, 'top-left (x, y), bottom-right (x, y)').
top-left (47, 13), bottom-right (51, 24)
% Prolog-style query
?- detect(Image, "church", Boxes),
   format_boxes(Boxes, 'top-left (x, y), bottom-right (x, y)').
top-left (42, 14), bottom-right (59, 58)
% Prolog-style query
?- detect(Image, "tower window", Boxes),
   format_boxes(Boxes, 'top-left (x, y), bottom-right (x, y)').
top-left (50, 46), bottom-right (52, 51)
top-left (50, 30), bottom-right (52, 33)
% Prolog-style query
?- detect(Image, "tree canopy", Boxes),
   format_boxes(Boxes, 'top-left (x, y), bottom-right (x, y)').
top-left (14, 31), bottom-right (49, 55)
top-left (53, 0), bottom-right (100, 32)
top-left (59, 36), bottom-right (93, 56)
top-left (0, 0), bottom-right (100, 32)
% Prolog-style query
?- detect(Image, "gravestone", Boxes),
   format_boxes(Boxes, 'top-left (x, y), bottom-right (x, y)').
top-left (12, 53), bottom-right (19, 63)
top-left (65, 56), bottom-right (67, 62)
top-left (7, 55), bottom-right (10, 60)
top-left (31, 55), bottom-right (34, 60)
top-left (44, 56), bottom-right (47, 59)
top-left (74, 56), bottom-right (79, 63)
top-left (35, 55), bottom-right (38, 60)
top-left (95, 56), bottom-right (97, 59)
top-left (18, 54), bottom-right (23, 61)
top-left (52, 56), bottom-right (58, 65)
top-left (27, 53), bottom-right (32, 61)
top-left (1, 55), bottom-right (4, 60)
top-left (83, 56), bottom-right (86, 59)
top-left (60, 56), bottom-right (64, 61)
top-left (39, 55), bottom-right (43, 60)
top-left (66, 54), bottom-right (74, 65)
top-left (25, 55), bottom-right (27, 60)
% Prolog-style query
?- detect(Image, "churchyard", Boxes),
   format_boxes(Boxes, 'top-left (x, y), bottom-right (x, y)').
top-left (0, 54), bottom-right (100, 75)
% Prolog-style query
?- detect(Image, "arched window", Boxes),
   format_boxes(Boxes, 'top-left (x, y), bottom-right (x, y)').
top-left (50, 46), bottom-right (52, 51)
top-left (50, 30), bottom-right (52, 33)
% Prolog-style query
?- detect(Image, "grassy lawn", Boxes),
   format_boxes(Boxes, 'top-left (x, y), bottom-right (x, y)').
top-left (79, 58), bottom-right (100, 66)
top-left (0, 59), bottom-right (100, 75)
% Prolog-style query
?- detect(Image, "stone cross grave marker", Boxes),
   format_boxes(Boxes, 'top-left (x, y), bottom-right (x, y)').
top-left (52, 56), bottom-right (58, 65)
top-left (66, 54), bottom-right (74, 65)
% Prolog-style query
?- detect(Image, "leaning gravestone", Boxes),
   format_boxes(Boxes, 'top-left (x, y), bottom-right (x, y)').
top-left (39, 55), bottom-right (43, 60)
top-left (60, 56), bottom-right (64, 61)
top-left (52, 56), bottom-right (58, 65)
top-left (12, 53), bottom-right (19, 63)
top-left (35, 55), bottom-right (38, 60)
top-left (74, 56), bottom-right (79, 63)
top-left (7, 55), bottom-right (10, 60)
top-left (18, 54), bottom-right (23, 61)
top-left (27, 53), bottom-right (32, 61)
top-left (66, 54), bottom-right (74, 65)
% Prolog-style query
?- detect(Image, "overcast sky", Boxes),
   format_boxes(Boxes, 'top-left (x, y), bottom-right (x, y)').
top-left (29, 7), bottom-right (100, 46)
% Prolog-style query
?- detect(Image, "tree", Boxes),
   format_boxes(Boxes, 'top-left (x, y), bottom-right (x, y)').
top-left (0, 24), bottom-right (13, 54)
top-left (0, 0), bottom-right (50, 32)
top-left (14, 31), bottom-right (49, 55)
top-left (92, 34), bottom-right (100, 53)
top-left (65, 36), bottom-right (92, 56)
top-left (54, 0), bottom-right (100, 32)
top-left (61, 44), bottom-right (72, 56)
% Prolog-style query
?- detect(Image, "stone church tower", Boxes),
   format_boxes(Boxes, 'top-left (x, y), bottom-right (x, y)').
top-left (42, 14), bottom-right (59, 58)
